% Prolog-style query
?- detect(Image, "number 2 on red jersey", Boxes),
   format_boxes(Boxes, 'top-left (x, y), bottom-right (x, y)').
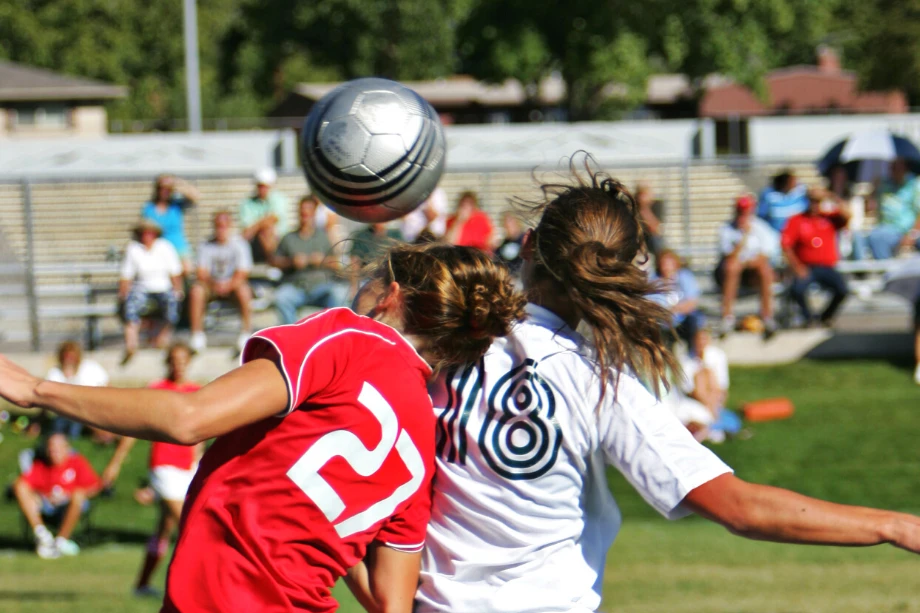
top-left (286, 382), bottom-right (425, 538)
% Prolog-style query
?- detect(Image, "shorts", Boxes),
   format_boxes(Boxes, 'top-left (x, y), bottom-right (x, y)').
top-left (122, 286), bottom-right (179, 325)
top-left (149, 466), bottom-right (196, 502)
top-left (714, 257), bottom-right (763, 289)
top-left (39, 496), bottom-right (90, 518)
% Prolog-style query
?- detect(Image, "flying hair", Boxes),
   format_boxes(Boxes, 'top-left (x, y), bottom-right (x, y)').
top-left (515, 152), bottom-right (679, 403)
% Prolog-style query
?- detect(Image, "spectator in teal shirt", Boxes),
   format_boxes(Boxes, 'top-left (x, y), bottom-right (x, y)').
top-left (141, 174), bottom-right (199, 275)
top-left (867, 158), bottom-right (920, 259)
top-left (239, 168), bottom-right (290, 263)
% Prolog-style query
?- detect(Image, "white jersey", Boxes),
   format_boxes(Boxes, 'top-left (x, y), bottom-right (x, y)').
top-left (417, 304), bottom-right (732, 613)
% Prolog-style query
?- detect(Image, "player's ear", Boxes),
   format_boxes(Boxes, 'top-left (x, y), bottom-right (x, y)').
top-left (520, 229), bottom-right (536, 262)
top-left (376, 281), bottom-right (402, 314)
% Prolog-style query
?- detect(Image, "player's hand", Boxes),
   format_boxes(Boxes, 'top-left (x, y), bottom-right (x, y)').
top-left (890, 513), bottom-right (920, 554)
top-left (0, 354), bottom-right (41, 409)
top-left (794, 264), bottom-right (809, 280)
top-left (292, 253), bottom-right (309, 269)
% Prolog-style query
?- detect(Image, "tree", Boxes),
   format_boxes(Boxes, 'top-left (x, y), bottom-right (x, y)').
top-left (837, 0), bottom-right (920, 103)
top-left (456, 0), bottom-right (846, 120)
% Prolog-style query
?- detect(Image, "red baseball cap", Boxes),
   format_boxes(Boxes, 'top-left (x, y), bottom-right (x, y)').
top-left (735, 194), bottom-right (756, 212)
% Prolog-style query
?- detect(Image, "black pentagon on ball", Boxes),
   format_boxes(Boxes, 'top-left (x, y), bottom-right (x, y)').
top-left (301, 77), bottom-right (446, 223)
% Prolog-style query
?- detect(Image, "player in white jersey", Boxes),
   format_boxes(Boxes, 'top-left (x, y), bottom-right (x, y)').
top-left (398, 159), bottom-right (920, 613)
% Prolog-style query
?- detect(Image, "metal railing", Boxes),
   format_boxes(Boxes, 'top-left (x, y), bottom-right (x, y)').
top-left (0, 155), bottom-right (828, 350)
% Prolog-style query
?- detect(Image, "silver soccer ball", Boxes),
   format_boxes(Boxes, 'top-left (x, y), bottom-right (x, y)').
top-left (301, 77), bottom-right (447, 223)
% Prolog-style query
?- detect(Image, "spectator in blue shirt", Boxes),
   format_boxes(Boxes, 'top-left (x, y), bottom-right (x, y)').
top-left (758, 170), bottom-right (808, 233)
top-left (141, 174), bottom-right (200, 275)
top-left (867, 158), bottom-right (920, 259)
top-left (653, 249), bottom-right (704, 348)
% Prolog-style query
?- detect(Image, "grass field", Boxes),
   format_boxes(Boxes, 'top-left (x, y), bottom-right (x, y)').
top-left (1, 359), bottom-right (919, 612)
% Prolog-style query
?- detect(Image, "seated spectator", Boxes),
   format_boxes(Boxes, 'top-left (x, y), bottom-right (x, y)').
top-left (636, 182), bottom-right (665, 255)
top-left (348, 223), bottom-right (404, 293)
top-left (495, 212), bottom-right (525, 275)
top-left (271, 195), bottom-right (349, 325)
top-left (716, 194), bottom-right (779, 339)
top-left (189, 211), bottom-right (254, 352)
top-left (239, 168), bottom-right (290, 263)
top-left (866, 158), bottom-right (920, 259)
top-left (119, 220), bottom-right (183, 363)
top-left (402, 186), bottom-right (449, 244)
top-left (445, 191), bottom-right (494, 252)
top-left (12, 433), bottom-right (101, 559)
top-left (678, 327), bottom-right (743, 443)
top-left (141, 174), bottom-right (199, 275)
top-left (652, 250), bottom-right (704, 345)
top-left (782, 187), bottom-right (850, 327)
top-left (914, 297), bottom-right (920, 386)
top-left (43, 341), bottom-right (109, 440)
top-left (758, 169), bottom-right (808, 233)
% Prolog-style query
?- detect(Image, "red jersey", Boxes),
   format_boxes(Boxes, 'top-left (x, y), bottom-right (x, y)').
top-left (447, 210), bottom-right (494, 252)
top-left (163, 308), bottom-right (435, 613)
top-left (148, 379), bottom-right (201, 471)
top-left (23, 453), bottom-right (100, 498)
top-left (781, 211), bottom-right (848, 267)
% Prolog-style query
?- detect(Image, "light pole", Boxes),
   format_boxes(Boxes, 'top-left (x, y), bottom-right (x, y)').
top-left (183, 0), bottom-right (202, 133)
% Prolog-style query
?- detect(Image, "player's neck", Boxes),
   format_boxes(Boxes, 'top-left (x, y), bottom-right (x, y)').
top-left (528, 281), bottom-right (580, 329)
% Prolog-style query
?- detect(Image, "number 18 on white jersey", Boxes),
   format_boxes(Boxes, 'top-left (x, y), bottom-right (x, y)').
top-left (417, 304), bottom-right (732, 613)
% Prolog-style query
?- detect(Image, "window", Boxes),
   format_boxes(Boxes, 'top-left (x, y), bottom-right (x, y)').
top-left (11, 105), bottom-right (70, 129)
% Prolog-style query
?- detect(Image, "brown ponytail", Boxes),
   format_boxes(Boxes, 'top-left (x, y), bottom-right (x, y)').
top-left (523, 155), bottom-right (678, 402)
top-left (368, 242), bottom-right (526, 372)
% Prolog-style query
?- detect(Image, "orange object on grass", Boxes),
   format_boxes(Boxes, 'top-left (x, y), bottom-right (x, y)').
top-left (743, 397), bottom-right (794, 422)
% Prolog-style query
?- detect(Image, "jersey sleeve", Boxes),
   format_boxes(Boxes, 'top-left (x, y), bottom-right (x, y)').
top-left (374, 483), bottom-right (432, 553)
top-left (21, 464), bottom-right (47, 492)
top-left (240, 312), bottom-right (350, 416)
top-left (72, 455), bottom-right (101, 490)
top-left (597, 375), bottom-right (732, 520)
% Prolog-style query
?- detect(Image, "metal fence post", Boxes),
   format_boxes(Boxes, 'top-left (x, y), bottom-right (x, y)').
top-left (22, 178), bottom-right (40, 351)
top-left (680, 156), bottom-right (693, 257)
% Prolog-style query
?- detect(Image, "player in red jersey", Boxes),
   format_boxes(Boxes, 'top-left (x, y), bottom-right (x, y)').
top-left (0, 242), bottom-right (525, 613)
top-left (101, 342), bottom-right (204, 598)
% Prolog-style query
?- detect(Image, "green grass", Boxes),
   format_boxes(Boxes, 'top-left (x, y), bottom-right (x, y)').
top-left (1, 359), bottom-right (919, 612)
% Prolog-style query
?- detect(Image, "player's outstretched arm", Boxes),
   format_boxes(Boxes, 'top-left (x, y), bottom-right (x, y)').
top-left (0, 354), bottom-right (288, 445)
top-left (684, 473), bottom-right (920, 553)
top-left (344, 545), bottom-right (421, 613)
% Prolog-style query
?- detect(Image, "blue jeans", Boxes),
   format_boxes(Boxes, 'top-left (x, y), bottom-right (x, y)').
top-left (274, 282), bottom-right (350, 325)
top-left (789, 266), bottom-right (848, 322)
top-left (866, 225), bottom-right (920, 259)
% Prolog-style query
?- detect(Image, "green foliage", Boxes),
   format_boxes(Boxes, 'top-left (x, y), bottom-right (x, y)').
top-left (0, 0), bottom-right (914, 124)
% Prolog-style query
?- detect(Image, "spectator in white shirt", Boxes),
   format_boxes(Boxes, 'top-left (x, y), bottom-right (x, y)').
top-left (401, 186), bottom-right (449, 244)
top-left (119, 220), bottom-right (183, 364)
top-left (715, 194), bottom-right (780, 339)
top-left (678, 327), bottom-right (742, 443)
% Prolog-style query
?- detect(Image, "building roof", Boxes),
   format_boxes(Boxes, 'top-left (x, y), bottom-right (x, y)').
top-left (291, 75), bottom-right (566, 107)
top-left (0, 60), bottom-right (127, 103)
top-left (700, 64), bottom-right (907, 118)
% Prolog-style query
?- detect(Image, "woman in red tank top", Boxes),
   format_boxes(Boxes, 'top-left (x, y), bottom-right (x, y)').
top-left (101, 343), bottom-right (203, 598)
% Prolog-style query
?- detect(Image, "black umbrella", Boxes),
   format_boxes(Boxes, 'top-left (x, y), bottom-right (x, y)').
top-left (816, 129), bottom-right (920, 181)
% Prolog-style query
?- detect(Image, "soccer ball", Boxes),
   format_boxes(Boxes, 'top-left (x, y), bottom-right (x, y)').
top-left (301, 78), bottom-right (447, 223)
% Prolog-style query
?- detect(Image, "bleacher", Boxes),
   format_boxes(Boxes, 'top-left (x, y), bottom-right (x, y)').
top-left (0, 161), bottom-right (887, 348)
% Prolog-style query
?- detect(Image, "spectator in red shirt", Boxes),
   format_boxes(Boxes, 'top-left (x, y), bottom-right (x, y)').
top-left (781, 187), bottom-right (851, 326)
top-left (445, 191), bottom-right (494, 253)
top-left (12, 433), bottom-right (101, 559)
top-left (102, 342), bottom-right (204, 598)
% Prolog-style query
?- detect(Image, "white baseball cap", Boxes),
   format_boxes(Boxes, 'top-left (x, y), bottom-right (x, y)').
top-left (254, 167), bottom-right (277, 186)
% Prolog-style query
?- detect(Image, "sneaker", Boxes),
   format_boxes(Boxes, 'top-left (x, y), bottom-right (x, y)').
top-left (718, 315), bottom-right (736, 339)
top-left (54, 536), bottom-right (80, 557)
top-left (189, 331), bottom-right (207, 352)
top-left (237, 331), bottom-right (251, 353)
top-left (134, 585), bottom-right (162, 598)
top-left (36, 541), bottom-right (60, 559)
top-left (762, 318), bottom-right (778, 341)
